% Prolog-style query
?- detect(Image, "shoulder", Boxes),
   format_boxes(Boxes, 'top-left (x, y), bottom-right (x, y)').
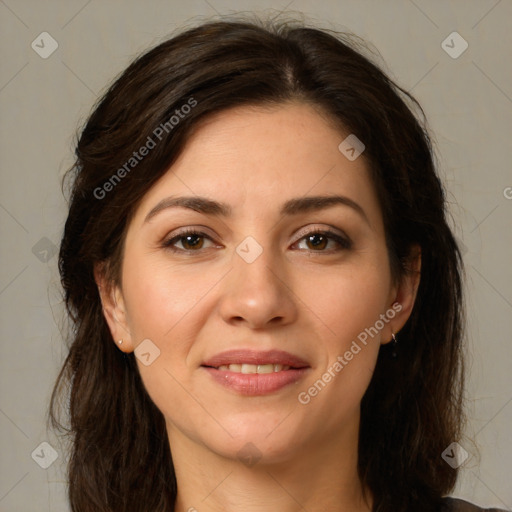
top-left (441, 497), bottom-right (509, 512)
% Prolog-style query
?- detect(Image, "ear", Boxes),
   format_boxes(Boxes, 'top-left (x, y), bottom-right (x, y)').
top-left (381, 244), bottom-right (421, 344)
top-left (94, 263), bottom-right (134, 353)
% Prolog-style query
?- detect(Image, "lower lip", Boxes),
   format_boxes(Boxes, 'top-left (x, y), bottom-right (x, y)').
top-left (201, 366), bottom-right (309, 395)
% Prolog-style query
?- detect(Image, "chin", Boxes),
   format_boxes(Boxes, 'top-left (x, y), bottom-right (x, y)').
top-left (204, 411), bottom-right (307, 465)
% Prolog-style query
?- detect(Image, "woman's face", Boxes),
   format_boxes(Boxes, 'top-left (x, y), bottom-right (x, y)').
top-left (100, 102), bottom-right (416, 465)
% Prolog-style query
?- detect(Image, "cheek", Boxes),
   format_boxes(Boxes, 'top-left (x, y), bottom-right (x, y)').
top-left (120, 257), bottom-right (214, 422)
top-left (303, 258), bottom-right (391, 346)
top-left (120, 255), bottom-right (224, 402)
top-left (300, 265), bottom-right (390, 413)
top-left (122, 257), bottom-right (216, 342)
top-left (295, 260), bottom-right (390, 410)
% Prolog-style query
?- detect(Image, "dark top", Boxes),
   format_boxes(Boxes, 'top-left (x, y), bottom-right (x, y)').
top-left (442, 497), bottom-right (509, 511)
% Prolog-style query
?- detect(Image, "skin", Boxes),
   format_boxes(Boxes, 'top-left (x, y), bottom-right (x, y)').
top-left (96, 102), bottom-right (420, 512)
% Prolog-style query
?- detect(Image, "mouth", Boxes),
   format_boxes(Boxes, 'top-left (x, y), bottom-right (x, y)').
top-left (201, 349), bottom-right (310, 395)
top-left (201, 348), bottom-right (309, 371)
top-left (205, 363), bottom-right (296, 373)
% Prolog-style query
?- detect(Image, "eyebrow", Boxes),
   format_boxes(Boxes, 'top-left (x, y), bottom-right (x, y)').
top-left (144, 194), bottom-right (369, 225)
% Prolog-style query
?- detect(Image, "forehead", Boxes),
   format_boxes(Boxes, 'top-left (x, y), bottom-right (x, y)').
top-left (132, 102), bottom-right (380, 225)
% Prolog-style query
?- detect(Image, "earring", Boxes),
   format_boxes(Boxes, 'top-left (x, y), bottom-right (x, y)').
top-left (391, 333), bottom-right (398, 359)
top-left (118, 339), bottom-right (123, 345)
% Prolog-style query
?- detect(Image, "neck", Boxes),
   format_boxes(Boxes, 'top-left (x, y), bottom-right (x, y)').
top-left (169, 418), bottom-right (372, 512)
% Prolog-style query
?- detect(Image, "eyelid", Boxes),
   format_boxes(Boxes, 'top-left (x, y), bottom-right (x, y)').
top-left (292, 224), bottom-right (349, 243)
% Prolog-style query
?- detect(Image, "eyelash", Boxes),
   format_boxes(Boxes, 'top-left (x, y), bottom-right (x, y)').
top-left (162, 228), bottom-right (352, 254)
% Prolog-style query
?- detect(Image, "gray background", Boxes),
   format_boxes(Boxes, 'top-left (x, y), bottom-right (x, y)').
top-left (1, 0), bottom-right (511, 510)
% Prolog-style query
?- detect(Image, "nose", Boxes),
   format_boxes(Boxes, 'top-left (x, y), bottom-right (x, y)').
top-left (218, 241), bottom-right (298, 329)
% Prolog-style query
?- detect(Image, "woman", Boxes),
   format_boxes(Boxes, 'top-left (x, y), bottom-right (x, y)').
top-left (50, 17), bottom-right (506, 512)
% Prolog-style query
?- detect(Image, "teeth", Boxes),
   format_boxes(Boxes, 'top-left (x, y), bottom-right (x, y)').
top-left (216, 364), bottom-right (291, 373)
top-left (241, 364), bottom-right (258, 374)
top-left (257, 364), bottom-right (273, 374)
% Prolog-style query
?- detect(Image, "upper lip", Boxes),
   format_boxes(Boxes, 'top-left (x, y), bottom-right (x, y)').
top-left (202, 349), bottom-right (310, 369)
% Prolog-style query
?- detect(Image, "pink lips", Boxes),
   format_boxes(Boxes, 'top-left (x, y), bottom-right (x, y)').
top-left (202, 349), bottom-right (309, 369)
top-left (201, 349), bottom-right (310, 396)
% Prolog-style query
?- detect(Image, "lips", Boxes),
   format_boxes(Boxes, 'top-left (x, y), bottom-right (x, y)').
top-left (201, 349), bottom-right (309, 370)
top-left (215, 363), bottom-right (291, 374)
top-left (201, 349), bottom-right (310, 395)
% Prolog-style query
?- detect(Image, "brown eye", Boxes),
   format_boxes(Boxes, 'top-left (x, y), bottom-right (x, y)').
top-left (295, 230), bottom-right (352, 252)
top-left (179, 234), bottom-right (204, 250)
top-left (304, 233), bottom-right (328, 250)
top-left (163, 230), bottom-right (214, 252)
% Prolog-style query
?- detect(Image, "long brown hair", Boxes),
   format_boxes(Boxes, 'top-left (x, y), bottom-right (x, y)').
top-left (50, 16), bottom-right (465, 512)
